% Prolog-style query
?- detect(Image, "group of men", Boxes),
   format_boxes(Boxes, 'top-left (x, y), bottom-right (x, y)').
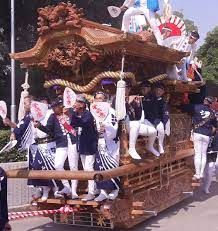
top-left (118, 0), bottom-right (200, 82)
top-left (126, 81), bottom-right (169, 160)
top-left (3, 92), bottom-right (121, 203)
top-left (1, 80), bottom-right (169, 204)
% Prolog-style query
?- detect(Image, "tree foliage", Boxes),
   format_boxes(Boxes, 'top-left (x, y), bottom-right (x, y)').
top-left (197, 26), bottom-right (218, 82)
top-left (0, 0), bottom-right (123, 105)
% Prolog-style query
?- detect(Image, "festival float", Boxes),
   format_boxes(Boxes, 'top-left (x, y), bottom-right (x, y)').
top-left (7, 2), bottom-right (203, 229)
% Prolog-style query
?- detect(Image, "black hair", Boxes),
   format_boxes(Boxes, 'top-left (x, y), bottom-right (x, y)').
top-left (93, 91), bottom-right (107, 99)
top-left (191, 31), bottom-right (200, 40)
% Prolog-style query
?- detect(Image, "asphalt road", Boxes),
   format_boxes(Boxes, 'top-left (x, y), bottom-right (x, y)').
top-left (10, 181), bottom-right (218, 231)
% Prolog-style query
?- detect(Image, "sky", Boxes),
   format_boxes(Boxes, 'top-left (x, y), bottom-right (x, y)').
top-left (167, 0), bottom-right (218, 46)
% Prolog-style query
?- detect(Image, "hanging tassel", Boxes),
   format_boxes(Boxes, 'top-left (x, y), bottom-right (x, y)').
top-left (115, 53), bottom-right (126, 121)
top-left (163, 0), bottom-right (172, 22)
top-left (18, 70), bottom-right (30, 121)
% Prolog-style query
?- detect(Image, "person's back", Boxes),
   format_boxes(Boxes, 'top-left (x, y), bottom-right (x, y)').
top-left (192, 104), bottom-right (216, 137)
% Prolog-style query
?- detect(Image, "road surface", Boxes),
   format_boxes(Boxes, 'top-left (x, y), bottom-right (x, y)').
top-left (11, 181), bottom-right (218, 231)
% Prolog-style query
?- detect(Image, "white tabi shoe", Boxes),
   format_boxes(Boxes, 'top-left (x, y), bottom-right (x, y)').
top-left (71, 193), bottom-right (79, 200)
top-left (158, 144), bottom-right (165, 155)
top-left (32, 187), bottom-right (42, 200)
top-left (108, 189), bottom-right (119, 200)
top-left (147, 146), bottom-right (160, 157)
top-left (128, 148), bottom-right (141, 160)
top-left (203, 188), bottom-right (210, 194)
top-left (54, 187), bottom-right (71, 199)
top-left (94, 190), bottom-right (108, 202)
top-left (41, 186), bottom-right (51, 202)
top-left (81, 193), bottom-right (95, 201)
top-left (192, 174), bottom-right (201, 180)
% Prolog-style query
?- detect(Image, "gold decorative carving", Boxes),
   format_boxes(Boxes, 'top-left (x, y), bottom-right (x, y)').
top-left (37, 2), bottom-right (83, 35)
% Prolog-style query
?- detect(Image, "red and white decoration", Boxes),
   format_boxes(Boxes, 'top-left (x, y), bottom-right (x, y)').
top-left (90, 102), bottom-right (110, 123)
top-left (63, 87), bottom-right (77, 108)
top-left (107, 6), bottom-right (121, 18)
top-left (9, 206), bottom-right (78, 221)
top-left (31, 101), bottom-right (48, 122)
top-left (157, 15), bottom-right (187, 37)
top-left (0, 101), bottom-right (7, 119)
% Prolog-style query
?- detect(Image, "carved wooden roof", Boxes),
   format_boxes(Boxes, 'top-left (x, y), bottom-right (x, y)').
top-left (10, 2), bottom-right (188, 69)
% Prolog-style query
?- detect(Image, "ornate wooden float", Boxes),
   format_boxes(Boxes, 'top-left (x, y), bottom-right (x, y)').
top-left (8, 2), bottom-right (203, 229)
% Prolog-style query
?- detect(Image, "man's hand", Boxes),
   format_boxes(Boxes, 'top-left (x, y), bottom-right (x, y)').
top-left (128, 95), bottom-right (141, 104)
top-left (99, 123), bottom-right (105, 134)
top-left (3, 118), bottom-right (16, 128)
top-left (120, 5), bottom-right (127, 12)
top-left (178, 59), bottom-right (185, 66)
top-left (33, 121), bottom-right (41, 128)
top-left (10, 133), bottom-right (16, 141)
top-left (3, 118), bottom-right (11, 126)
top-left (63, 107), bottom-right (69, 115)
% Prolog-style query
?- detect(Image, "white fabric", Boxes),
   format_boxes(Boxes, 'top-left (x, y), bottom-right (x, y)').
top-left (122, 0), bottom-right (135, 8)
top-left (0, 101), bottom-right (7, 119)
top-left (138, 119), bottom-right (156, 136)
top-left (55, 138), bottom-right (78, 194)
top-left (34, 109), bottom-right (53, 139)
top-left (96, 107), bottom-right (120, 162)
top-left (128, 118), bottom-right (159, 156)
top-left (156, 122), bottom-right (165, 153)
top-left (129, 120), bottom-right (140, 152)
top-left (139, 119), bottom-right (159, 156)
top-left (164, 35), bottom-right (197, 81)
top-left (18, 90), bottom-right (29, 122)
top-left (115, 80), bottom-right (126, 121)
top-left (193, 133), bottom-right (210, 178)
top-left (80, 154), bottom-right (95, 194)
top-left (121, 6), bottom-right (163, 45)
top-left (204, 162), bottom-right (215, 193)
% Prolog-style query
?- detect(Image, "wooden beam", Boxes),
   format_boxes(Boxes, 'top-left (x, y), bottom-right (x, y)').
top-left (6, 149), bottom-right (194, 181)
top-left (37, 198), bottom-right (99, 207)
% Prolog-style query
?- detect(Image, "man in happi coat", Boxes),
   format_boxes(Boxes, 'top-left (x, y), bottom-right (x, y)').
top-left (36, 98), bottom-right (78, 200)
top-left (165, 31), bottom-right (200, 81)
top-left (70, 95), bottom-right (98, 201)
top-left (120, 0), bottom-right (163, 45)
top-left (10, 95), bottom-right (34, 151)
top-left (181, 97), bottom-right (217, 180)
top-left (92, 92), bottom-right (120, 202)
top-left (28, 98), bottom-right (61, 202)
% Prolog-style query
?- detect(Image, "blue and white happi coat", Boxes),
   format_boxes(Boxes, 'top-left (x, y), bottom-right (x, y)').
top-left (13, 113), bottom-right (35, 152)
top-left (134, 0), bottom-right (159, 11)
top-left (28, 110), bottom-right (61, 188)
top-left (94, 108), bottom-right (120, 190)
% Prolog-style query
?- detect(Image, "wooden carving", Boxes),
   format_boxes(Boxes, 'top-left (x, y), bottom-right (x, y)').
top-left (47, 41), bottom-right (100, 70)
top-left (37, 2), bottom-right (83, 35)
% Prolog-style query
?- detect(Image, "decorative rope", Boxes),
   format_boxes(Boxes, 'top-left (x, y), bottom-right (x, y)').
top-left (9, 205), bottom-right (77, 221)
top-left (44, 71), bottom-right (136, 93)
top-left (148, 74), bottom-right (168, 83)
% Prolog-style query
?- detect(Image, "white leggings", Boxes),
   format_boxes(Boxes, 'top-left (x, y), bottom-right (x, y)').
top-left (55, 141), bottom-right (79, 194)
top-left (204, 162), bottom-right (215, 192)
top-left (80, 154), bottom-right (95, 194)
top-left (193, 133), bottom-right (210, 178)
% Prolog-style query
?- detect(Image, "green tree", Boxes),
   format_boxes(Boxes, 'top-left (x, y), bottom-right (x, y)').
top-left (197, 26), bottom-right (218, 82)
